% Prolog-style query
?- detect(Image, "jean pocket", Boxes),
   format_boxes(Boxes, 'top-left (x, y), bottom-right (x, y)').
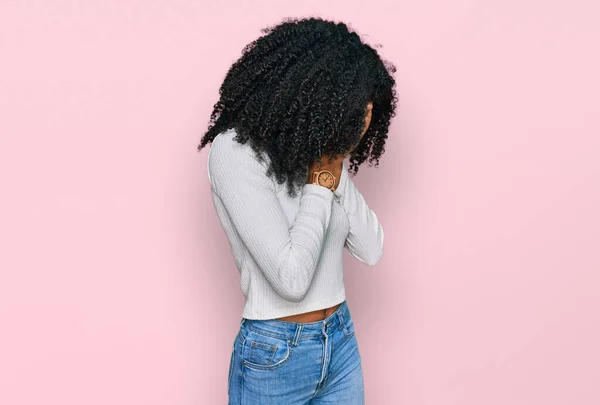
top-left (342, 315), bottom-right (356, 339)
top-left (241, 328), bottom-right (292, 371)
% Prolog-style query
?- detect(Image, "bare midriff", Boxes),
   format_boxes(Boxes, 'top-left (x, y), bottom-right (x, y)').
top-left (275, 302), bottom-right (343, 323)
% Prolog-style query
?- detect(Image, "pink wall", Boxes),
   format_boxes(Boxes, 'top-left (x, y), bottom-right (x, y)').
top-left (1, 1), bottom-right (599, 404)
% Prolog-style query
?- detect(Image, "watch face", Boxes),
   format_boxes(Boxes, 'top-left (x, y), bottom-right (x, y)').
top-left (318, 171), bottom-right (335, 189)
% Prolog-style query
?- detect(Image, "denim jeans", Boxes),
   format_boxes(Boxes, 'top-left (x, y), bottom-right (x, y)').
top-left (227, 300), bottom-right (364, 404)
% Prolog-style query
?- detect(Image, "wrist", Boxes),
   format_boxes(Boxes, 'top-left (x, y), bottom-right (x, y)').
top-left (307, 156), bottom-right (344, 189)
top-left (307, 168), bottom-right (338, 191)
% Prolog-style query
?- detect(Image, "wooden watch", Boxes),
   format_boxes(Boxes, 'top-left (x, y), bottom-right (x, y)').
top-left (311, 169), bottom-right (336, 191)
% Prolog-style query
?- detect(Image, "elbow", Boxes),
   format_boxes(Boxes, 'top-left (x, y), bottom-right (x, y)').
top-left (348, 227), bottom-right (384, 266)
top-left (366, 227), bottom-right (384, 265)
top-left (275, 271), bottom-right (312, 302)
top-left (364, 248), bottom-right (383, 266)
top-left (361, 232), bottom-right (384, 266)
top-left (264, 271), bottom-right (311, 303)
top-left (346, 243), bottom-right (384, 266)
top-left (272, 253), bottom-right (315, 302)
top-left (282, 291), bottom-right (308, 303)
top-left (278, 285), bottom-right (310, 303)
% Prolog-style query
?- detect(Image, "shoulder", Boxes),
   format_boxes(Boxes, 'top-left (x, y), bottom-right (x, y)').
top-left (208, 128), bottom-right (244, 160)
top-left (207, 128), bottom-right (271, 189)
top-left (209, 128), bottom-right (269, 164)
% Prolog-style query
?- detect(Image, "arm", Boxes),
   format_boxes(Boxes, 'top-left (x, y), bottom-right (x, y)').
top-left (207, 134), bottom-right (335, 302)
top-left (333, 163), bottom-right (384, 265)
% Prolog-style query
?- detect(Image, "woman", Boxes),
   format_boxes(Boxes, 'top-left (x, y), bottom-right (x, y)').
top-left (198, 17), bottom-right (397, 404)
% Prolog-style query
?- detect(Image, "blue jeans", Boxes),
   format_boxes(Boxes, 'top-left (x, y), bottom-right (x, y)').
top-left (227, 300), bottom-right (365, 404)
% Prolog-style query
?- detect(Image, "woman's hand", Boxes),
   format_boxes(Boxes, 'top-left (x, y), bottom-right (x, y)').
top-left (306, 101), bottom-right (371, 187)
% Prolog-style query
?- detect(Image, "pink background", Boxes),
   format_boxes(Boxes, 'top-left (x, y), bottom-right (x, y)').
top-left (1, 1), bottom-right (599, 404)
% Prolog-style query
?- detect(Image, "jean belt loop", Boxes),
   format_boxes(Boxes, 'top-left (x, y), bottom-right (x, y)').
top-left (291, 323), bottom-right (303, 347)
top-left (240, 318), bottom-right (246, 327)
top-left (336, 310), bottom-right (345, 330)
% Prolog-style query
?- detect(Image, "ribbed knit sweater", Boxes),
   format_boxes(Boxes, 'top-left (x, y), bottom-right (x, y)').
top-left (207, 128), bottom-right (384, 319)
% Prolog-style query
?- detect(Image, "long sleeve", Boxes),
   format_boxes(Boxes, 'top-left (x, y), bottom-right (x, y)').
top-left (207, 134), bottom-right (335, 302)
top-left (333, 163), bottom-right (384, 265)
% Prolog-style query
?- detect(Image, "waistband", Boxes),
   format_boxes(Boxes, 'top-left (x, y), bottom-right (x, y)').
top-left (240, 300), bottom-right (351, 341)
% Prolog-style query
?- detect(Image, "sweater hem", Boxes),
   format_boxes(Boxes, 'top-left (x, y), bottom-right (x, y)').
top-left (241, 290), bottom-right (347, 320)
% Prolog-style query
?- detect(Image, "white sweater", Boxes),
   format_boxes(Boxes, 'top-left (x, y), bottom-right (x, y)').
top-left (207, 128), bottom-right (384, 319)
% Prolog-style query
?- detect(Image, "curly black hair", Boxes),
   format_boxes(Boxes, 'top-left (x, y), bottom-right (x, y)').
top-left (198, 16), bottom-right (398, 198)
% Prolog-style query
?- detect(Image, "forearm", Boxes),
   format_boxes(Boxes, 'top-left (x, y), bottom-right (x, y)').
top-left (209, 133), bottom-right (337, 302)
top-left (334, 164), bottom-right (384, 265)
